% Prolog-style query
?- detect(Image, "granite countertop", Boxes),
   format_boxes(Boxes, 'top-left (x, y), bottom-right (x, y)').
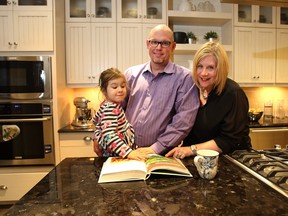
top-left (5, 156), bottom-right (288, 216)
top-left (58, 124), bottom-right (95, 133)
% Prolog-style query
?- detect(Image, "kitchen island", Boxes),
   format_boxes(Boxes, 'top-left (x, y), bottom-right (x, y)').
top-left (4, 156), bottom-right (288, 216)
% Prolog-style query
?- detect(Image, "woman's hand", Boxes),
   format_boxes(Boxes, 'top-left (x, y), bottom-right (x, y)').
top-left (165, 146), bottom-right (193, 159)
top-left (93, 139), bottom-right (103, 157)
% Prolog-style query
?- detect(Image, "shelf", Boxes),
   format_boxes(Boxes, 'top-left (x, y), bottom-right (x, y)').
top-left (168, 10), bottom-right (233, 26)
top-left (174, 43), bottom-right (233, 54)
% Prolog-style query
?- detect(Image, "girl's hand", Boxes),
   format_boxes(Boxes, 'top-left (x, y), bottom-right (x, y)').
top-left (127, 150), bottom-right (149, 161)
top-left (93, 139), bottom-right (103, 157)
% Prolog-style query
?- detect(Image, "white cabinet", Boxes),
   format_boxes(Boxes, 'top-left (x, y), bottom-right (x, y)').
top-left (59, 132), bottom-right (96, 161)
top-left (65, 0), bottom-right (116, 22)
top-left (277, 7), bottom-right (288, 28)
top-left (0, 0), bottom-right (53, 51)
top-left (234, 27), bottom-right (276, 84)
top-left (117, 23), bottom-right (154, 71)
top-left (116, 0), bottom-right (166, 71)
top-left (65, 0), bottom-right (116, 86)
top-left (234, 4), bottom-right (276, 27)
top-left (117, 0), bottom-right (166, 23)
top-left (275, 29), bottom-right (288, 83)
top-left (0, 166), bottom-right (52, 203)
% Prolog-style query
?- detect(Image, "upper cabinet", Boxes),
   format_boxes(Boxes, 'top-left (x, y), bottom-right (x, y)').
top-left (65, 0), bottom-right (116, 22)
top-left (117, 0), bottom-right (166, 23)
top-left (0, 0), bottom-right (52, 11)
top-left (65, 0), bottom-right (117, 86)
top-left (0, 0), bottom-right (53, 51)
top-left (234, 4), bottom-right (276, 27)
top-left (277, 7), bottom-right (288, 28)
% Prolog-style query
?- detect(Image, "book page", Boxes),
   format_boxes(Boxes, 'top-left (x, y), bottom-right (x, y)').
top-left (145, 155), bottom-right (192, 177)
top-left (98, 157), bottom-right (147, 183)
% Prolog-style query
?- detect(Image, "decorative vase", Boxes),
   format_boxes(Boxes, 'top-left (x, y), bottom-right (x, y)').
top-left (178, 0), bottom-right (191, 11)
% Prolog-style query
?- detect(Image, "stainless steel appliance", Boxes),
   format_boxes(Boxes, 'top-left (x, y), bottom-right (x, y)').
top-left (0, 56), bottom-right (52, 100)
top-left (225, 147), bottom-right (288, 199)
top-left (0, 101), bottom-right (55, 166)
top-left (71, 97), bottom-right (93, 128)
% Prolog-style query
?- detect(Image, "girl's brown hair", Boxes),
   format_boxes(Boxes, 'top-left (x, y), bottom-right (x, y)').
top-left (192, 41), bottom-right (229, 95)
top-left (99, 67), bottom-right (127, 95)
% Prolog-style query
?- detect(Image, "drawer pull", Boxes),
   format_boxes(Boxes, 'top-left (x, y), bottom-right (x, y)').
top-left (0, 185), bottom-right (8, 190)
top-left (83, 136), bottom-right (92, 141)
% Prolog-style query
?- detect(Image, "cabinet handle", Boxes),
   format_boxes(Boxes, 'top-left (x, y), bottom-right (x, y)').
top-left (88, 76), bottom-right (91, 79)
top-left (92, 76), bottom-right (95, 79)
top-left (7, 1), bottom-right (11, 5)
top-left (14, 42), bottom-right (18, 46)
top-left (83, 136), bottom-right (92, 141)
top-left (87, 14), bottom-right (90, 17)
top-left (12, 1), bottom-right (16, 5)
top-left (0, 185), bottom-right (8, 190)
top-left (91, 14), bottom-right (95, 17)
top-left (8, 42), bottom-right (12, 45)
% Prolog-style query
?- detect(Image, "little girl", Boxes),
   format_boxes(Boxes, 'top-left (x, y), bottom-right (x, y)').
top-left (93, 68), bottom-right (137, 158)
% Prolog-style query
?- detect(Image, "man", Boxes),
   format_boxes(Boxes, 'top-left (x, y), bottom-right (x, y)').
top-left (94, 24), bottom-right (199, 157)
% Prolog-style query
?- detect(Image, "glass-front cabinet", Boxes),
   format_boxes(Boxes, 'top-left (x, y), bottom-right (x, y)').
top-left (0, 0), bottom-right (52, 10)
top-left (117, 0), bottom-right (166, 23)
top-left (65, 0), bottom-right (116, 22)
top-left (234, 4), bottom-right (276, 27)
top-left (277, 7), bottom-right (288, 28)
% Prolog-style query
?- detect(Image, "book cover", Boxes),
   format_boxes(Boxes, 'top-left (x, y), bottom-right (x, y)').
top-left (98, 154), bottom-right (192, 183)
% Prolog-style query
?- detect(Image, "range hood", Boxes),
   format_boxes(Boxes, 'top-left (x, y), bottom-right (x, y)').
top-left (220, 0), bottom-right (288, 7)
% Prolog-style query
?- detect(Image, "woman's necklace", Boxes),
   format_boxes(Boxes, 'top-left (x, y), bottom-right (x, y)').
top-left (200, 89), bottom-right (209, 100)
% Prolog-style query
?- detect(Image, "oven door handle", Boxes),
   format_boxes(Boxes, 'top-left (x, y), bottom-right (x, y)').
top-left (250, 128), bottom-right (288, 132)
top-left (0, 117), bottom-right (51, 122)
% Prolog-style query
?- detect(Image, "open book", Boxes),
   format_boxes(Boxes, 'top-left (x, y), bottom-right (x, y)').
top-left (98, 154), bottom-right (192, 183)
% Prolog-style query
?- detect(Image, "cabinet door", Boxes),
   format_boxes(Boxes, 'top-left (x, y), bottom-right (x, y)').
top-left (234, 27), bottom-right (275, 83)
top-left (277, 7), bottom-right (288, 28)
top-left (91, 22), bottom-right (117, 82)
top-left (276, 29), bottom-right (288, 83)
top-left (234, 4), bottom-right (276, 28)
top-left (13, 0), bottom-right (53, 11)
top-left (11, 11), bottom-right (53, 51)
top-left (66, 23), bottom-right (93, 84)
top-left (0, 11), bottom-right (13, 50)
top-left (65, 0), bottom-right (91, 22)
top-left (117, 23), bottom-right (143, 71)
top-left (117, 0), bottom-right (166, 23)
top-left (92, 0), bottom-right (116, 22)
top-left (234, 27), bottom-right (254, 83)
top-left (254, 28), bottom-right (276, 83)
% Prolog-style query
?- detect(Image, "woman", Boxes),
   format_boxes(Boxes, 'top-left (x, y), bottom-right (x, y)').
top-left (166, 41), bottom-right (251, 159)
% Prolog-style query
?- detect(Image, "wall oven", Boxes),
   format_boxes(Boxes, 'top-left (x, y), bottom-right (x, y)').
top-left (0, 101), bottom-right (55, 166)
top-left (0, 56), bottom-right (52, 100)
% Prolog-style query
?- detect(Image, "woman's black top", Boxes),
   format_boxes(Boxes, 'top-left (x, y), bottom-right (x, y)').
top-left (183, 78), bottom-right (251, 154)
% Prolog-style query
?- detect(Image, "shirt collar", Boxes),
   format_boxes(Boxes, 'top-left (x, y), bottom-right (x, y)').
top-left (143, 61), bottom-right (175, 75)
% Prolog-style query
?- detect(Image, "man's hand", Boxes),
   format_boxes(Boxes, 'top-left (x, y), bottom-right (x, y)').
top-left (93, 139), bottom-right (103, 157)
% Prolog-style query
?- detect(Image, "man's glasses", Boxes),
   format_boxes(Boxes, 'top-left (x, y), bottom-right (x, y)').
top-left (148, 40), bottom-right (172, 48)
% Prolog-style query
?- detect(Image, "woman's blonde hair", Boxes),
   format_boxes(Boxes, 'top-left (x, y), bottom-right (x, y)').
top-left (192, 41), bottom-right (229, 95)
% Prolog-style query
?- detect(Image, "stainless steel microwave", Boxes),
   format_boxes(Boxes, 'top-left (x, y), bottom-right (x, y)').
top-left (0, 56), bottom-right (52, 100)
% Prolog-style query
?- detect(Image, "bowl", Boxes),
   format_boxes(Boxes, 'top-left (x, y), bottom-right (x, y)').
top-left (248, 111), bottom-right (263, 122)
top-left (173, 32), bottom-right (188, 44)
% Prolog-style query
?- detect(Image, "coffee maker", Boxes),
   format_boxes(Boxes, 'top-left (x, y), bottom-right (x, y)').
top-left (71, 97), bottom-right (93, 128)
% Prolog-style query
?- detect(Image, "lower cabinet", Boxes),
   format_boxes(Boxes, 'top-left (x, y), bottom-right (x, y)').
top-left (59, 132), bottom-right (96, 161)
top-left (0, 167), bottom-right (52, 203)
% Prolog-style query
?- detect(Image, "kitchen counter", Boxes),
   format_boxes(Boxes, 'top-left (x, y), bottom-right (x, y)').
top-left (4, 157), bottom-right (288, 216)
top-left (59, 118), bottom-right (288, 133)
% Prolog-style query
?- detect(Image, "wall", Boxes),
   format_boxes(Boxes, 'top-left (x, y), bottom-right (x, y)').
top-left (243, 86), bottom-right (288, 118)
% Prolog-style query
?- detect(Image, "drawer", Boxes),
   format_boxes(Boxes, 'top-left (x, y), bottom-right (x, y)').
top-left (59, 132), bottom-right (96, 161)
top-left (0, 172), bottom-right (47, 203)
